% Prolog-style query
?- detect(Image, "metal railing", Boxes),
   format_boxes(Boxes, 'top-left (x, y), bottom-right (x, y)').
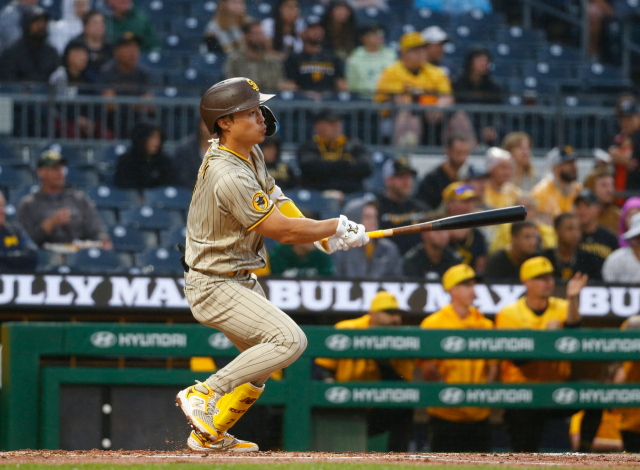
top-left (0, 92), bottom-right (620, 153)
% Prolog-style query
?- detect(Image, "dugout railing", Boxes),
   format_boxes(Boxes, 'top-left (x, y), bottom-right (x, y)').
top-left (2, 322), bottom-right (640, 451)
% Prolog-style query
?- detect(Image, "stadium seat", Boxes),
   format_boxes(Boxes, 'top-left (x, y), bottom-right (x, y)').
top-left (4, 203), bottom-right (16, 222)
top-left (144, 186), bottom-right (192, 211)
top-left (171, 16), bottom-right (205, 35)
top-left (65, 168), bottom-right (99, 189)
top-left (160, 225), bottom-right (187, 248)
top-left (9, 184), bottom-right (39, 205)
top-left (109, 225), bottom-right (147, 253)
top-left (578, 63), bottom-right (632, 90)
top-left (448, 23), bottom-right (495, 42)
top-left (0, 142), bottom-right (25, 166)
top-left (135, 247), bottom-right (184, 276)
top-left (163, 33), bottom-right (204, 52)
top-left (537, 44), bottom-right (582, 64)
top-left (99, 209), bottom-right (118, 226)
top-left (66, 248), bottom-right (127, 274)
top-left (404, 8), bottom-right (449, 30)
top-left (190, 0), bottom-right (217, 18)
top-left (0, 166), bottom-right (32, 190)
top-left (120, 206), bottom-right (181, 232)
top-left (167, 67), bottom-right (214, 88)
top-left (454, 10), bottom-right (506, 28)
top-left (246, 1), bottom-right (274, 20)
top-left (189, 52), bottom-right (226, 71)
top-left (287, 189), bottom-right (341, 214)
top-left (496, 27), bottom-right (546, 46)
top-left (36, 249), bottom-right (62, 272)
top-left (86, 186), bottom-right (138, 211)
top-left (140, 51), bottom-right (184, 71)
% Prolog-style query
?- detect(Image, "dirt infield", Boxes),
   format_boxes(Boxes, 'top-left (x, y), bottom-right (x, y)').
top-left (1, 450), bottom-right (640, 467)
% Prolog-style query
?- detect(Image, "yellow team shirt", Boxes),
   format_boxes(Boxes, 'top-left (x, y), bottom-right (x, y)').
top-left (315, 315), bottom-right (414, 382)
top-left (530, 177), bottom-right (582, 218)
top-left (619, 318), bottom-right (640, 433)
top-left (489, 221), bottom-right (557, 254)
top-left (570, 410), bottom-right (622, 445)
top-left (484, 183), bottom-right (522, 210)
top-left (375, 61), bottom-right (452, 104)
top-left (420, 304), bottom-right (494, 422)
top-left (495, 296), bottom-right (571, 383)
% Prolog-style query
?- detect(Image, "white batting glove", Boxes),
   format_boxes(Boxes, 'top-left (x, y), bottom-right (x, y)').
top-left (314, 237), bottom-right (347, 255)
top-left (336, 214), bottom-right (370, 248)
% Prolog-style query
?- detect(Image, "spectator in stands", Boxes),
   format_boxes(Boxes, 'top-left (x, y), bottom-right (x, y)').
top-left (320, 0), bottom-right (357, 60)
top-left (483, 147), bottom-right (521, 209)
top-left (403, 228), bottom-right (461, 280)
top-left (0, 7), bottom-right (59, 83)
top-left (502, 132), bottom-right (537, 191)
top-left (261, 0), bottom-right (304, 58)
top-left (345, 23), bottom-right (396, 96)
top-left (587, 170), bottom-right (621, 235)
top-left (269, 241), bottom-right (333, 277)
top-left (442, 183), bottom-right (488, 273)
top-left (49, 0), bottom-right (90, 55)
top-left (315, 291), bottom-right (414, 452)
top-left (99, 32), bottom-right (148, 94)
top-left (68, 10), bottom-right (113, 76)
top-left (17, 149), bottom-right (110, 248)
top-left (173, 118), bottom-right (211, 189)
top-left (377, 157), bottom-right (432, 255)
top-left (333, 198), bottom-right (402, 278)
top-left (284, 18), bottom-right (347, 92)
top-left (261, 137), bottom-right (297, 190)
top-left (453, 47), bottom-right (502, 105)
top-left (609, 98), bottom-right (640, 194)
top-left (588, 0), bottom-right (613, 58)
top-left (0, 0), bottom-right (37, 55)
top-left (422, 26), bottom-right (448, 68)
top-left (417, 133), bottom-right (471, 209)
top-left (114, 122), bottom-right (173, 189)
top-left (531, 146), bottom-right (582, 219)
top-left (376, 32), bottom-right (453, 146)
top-left (105, 0), bottom-right (159, 52)
top-left (615, 315), bottom-right (640, 452)
top-left (496, 256), bottom-right (587, 452)
top-left (224, 21), bottom-right (288, 93)
top-left (542, 213), bottom-right (602, 281)
top-left (618, 197), bottom-right (640, 248)
top-left (49, 41), bottom-right (97, 90)
top-left (459, 163), bottom-right (489, 209)
top-left (485, 221), bottom-right (540, 281)
top-left (574, 189), bottom-right (618, 263)
top-left (414, 0), bottom-right (492, 13)
top-left (204, 0), bottom-right (247, 54)
top-left (420, 264), bottom-right (496, 452)
top-left (0, 191), bottom-right (37, 271)
top-left (603, 213), bottom-right (640, 283)
top-left (297, 110), bottom-right (371, 194)
top-left (583, 148), bottom-right (612, 190)
top-left (490, 195), bottom-right (557, 253)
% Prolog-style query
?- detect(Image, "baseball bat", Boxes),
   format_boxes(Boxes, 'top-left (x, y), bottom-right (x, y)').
top-left (320, 206), bottom-right (527, 250)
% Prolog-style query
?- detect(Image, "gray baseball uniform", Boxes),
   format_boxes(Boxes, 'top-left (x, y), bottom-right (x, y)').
top-left (184, 141), bottom-right (307, 394)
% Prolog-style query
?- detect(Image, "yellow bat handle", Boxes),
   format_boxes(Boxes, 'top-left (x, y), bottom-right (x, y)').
top-left (366, 230), bottom-right (386, 239)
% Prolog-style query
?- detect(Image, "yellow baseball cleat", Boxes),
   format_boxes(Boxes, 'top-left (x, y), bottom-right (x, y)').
top-left (187, 430), bottom-right (259, 453)
top-left (175, 381), bottom-right (222, 441)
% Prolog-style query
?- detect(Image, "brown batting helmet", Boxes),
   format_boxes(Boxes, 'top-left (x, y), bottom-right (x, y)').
top-left (200, 77), bottom-right (276, 135)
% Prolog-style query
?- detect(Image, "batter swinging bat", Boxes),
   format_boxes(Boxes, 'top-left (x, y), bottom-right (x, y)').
top-left (321, 205), bottom-right (527, 249)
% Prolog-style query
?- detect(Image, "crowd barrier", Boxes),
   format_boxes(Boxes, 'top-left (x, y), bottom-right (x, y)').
top-left (3, 322), bottom-right (640, 451)
top-left (0, 92), bottom-right (619, 152)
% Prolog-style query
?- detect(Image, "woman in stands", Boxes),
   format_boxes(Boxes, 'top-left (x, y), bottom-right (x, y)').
top-left (262, 0), bottom-right (305, 58)
top-left (204, 0), bottom-right (248, 54)
top-left (113, 122), bottom-right (174, 190)
top-left (502, 131), bottom-right (537, 192)
top-left (320, 0), bottom-right (357, 60)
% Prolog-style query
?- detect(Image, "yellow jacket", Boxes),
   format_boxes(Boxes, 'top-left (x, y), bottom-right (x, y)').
top-left (489, 221), bottom-right (557, 253)
top-left (375, 60), bottom-right (452, 104)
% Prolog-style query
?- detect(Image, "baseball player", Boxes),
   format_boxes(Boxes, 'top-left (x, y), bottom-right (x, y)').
top-left (175, 77), bottom-right (369, 452)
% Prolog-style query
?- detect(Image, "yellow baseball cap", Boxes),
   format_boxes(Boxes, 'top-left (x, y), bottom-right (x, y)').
top-left (442, 264), bottom-right (478, 291)
top-left (520, 256), bottom-right (554, 281)
top-left (399, 32), bottom-right (426, 52)
top-left (442, 182), bottom-right (477, 203)
top-left (370, 291), bottom-right (401, 312)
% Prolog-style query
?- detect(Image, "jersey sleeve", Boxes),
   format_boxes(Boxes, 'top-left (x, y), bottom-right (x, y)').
top-left (214, 170), bottom-right (275, 231)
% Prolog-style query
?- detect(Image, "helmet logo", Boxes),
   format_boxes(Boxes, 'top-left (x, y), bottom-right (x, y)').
top-left (247, 80), bottom-right (259, 92)
top-left (252, 191), bottom-right (269, 212)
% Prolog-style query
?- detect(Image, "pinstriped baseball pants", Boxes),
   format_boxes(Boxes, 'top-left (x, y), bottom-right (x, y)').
top-left (184, 270), bottom-right (307, 394)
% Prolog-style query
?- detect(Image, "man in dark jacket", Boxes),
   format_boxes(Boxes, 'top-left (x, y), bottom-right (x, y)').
top-left (297, 110), bottom-right (372, 194)
top-left (0, 6), bottom-right (59, 82)
top-left (173, 118), bottom-right (211, 189)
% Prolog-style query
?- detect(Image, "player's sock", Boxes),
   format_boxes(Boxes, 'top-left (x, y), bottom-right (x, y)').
top-left (213, 382), bottom-right (264, 432)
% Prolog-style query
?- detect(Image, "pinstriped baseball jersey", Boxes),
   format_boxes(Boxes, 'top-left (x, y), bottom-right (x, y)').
top-left (185, 141), bottom-right (276, 275)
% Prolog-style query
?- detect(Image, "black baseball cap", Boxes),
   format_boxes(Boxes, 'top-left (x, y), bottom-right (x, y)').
top-left (575, 189), bottom-right (599, 205)
top-left (382, 157), bottom-right (417, 178)
top-left (38, 149), bottom-right (67, 168)
top-left (115, 31), bottom-right (141, 48)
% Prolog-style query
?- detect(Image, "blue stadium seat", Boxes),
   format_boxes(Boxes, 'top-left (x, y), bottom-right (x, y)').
top-left (454, 10), bottom-right (506, 28)
top-left (9, 184), bottom-right (39, 205)
top-left (154, 86), bottom-right (201, 99)
top-left (140, 51), bottom-right (184, 71)
top-left (109, 225), bottom-right (147, 253)
top-left (287, 189), bottom-right (340, 214)
top-left (537, 44), bottom-right (582, 64)
top-left (99, 209), bottom-right (118, 226)
top-left (448, 23), bottom-right (495, 42)
top-left (490, 43), bottom-right (537, 62)
top-left (3, 202), bottom-right (16, 222)
top-left (96, 145), bottom-right (127, 166)
top-left (144, 186), bottom-right (192, 211)
top-left (163, 33), bottom-right (204, 52)
top-left (36, 249), bottom-right (61, 272)
top-left (496, 27), bottom-right (546, 46)
top-left (160, 226), bottom-right (187, 248)
top-left (66, 168), bottom-right (99, 189)
top-left (578, 63), bottom-right (632, 90)
top-left (86, 186), bottom-right (138, 211)
top-left (189, 52), bottom-right (226, 71)
top-left (0, 142), bottom-right (25, 166)
top-left (171, 16), bottom-right (205, 35)
top-left (167, 67), bottom-right (214, 87)
top-left (66, 248), bottom-right (126, 274)
top-left (404, 8), bottom-right (449, 30)
top-left (190, 0), bottom-right (217, 18)
top-left (135, 247), bottom-right (184, 276)
top-left (522, 62), bottom-right (580, 88)
top-left (246, 1), bottom-right (275, 20)
top-left (0, 166), bottom-right (32, 190)
top-left (508, 77), bottom-right (561, 96)
top-left (120, 206), bottom-right (181, 232)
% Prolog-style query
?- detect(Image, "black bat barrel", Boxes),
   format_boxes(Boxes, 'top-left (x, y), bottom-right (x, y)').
top-left (431, 206), bottom-right (527, 232)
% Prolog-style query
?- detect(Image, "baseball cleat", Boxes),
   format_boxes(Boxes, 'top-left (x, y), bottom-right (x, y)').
top-left (187, 430), bottom-right (259, 453)
top-left (176, 381), bottom-right (223, 441)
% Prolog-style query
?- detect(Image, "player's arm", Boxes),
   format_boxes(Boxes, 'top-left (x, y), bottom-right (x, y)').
top-left (566, 272), bottom-right (588, 326)
top-left (254, 207), bottom-right (338, 244)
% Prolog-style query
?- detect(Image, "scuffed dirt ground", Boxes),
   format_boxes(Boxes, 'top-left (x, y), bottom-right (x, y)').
top-left (0, 450), bottom-right (640, 467)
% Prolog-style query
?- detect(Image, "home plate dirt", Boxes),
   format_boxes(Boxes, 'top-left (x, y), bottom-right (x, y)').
top-left (1, 451), bottom-right (640, 467)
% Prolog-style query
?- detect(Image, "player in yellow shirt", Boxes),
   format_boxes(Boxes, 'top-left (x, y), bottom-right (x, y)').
top-left (531, 146), bottom-right (582, 218)
top-left (496, 256), bottom-right (588, 452)
top-left (615, 314), bottom-right (640, 452)
top-left (420, 264), bottom-right (497, 452)
top-left (315, 291), bottom-right (414, 452)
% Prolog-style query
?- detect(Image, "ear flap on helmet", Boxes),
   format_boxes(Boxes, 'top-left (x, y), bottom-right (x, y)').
top-left (260, 105), bottom-right (279, 137)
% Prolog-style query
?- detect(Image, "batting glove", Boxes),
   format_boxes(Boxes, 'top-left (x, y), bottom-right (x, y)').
top-left (314, 236), bottom-right (347, 254)
top-left (335, 215), bottom-right (370, 248)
